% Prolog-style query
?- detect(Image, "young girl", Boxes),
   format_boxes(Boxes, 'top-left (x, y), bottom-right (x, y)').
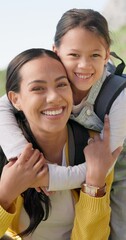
top-left (0, 9), bottom-right (126, 240)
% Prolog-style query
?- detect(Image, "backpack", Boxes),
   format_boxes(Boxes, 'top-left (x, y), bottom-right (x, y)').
top-left (68, 119), bottom-right (89, 166)
top-left (94, 52), bottom-right (126, 122)
top-left (68, 52), bottom-right (126, 165)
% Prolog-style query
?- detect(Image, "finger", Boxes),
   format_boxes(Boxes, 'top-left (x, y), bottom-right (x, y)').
top-left (94, 133), bottom-right (100, 141)
top-left (33, 154), bottom-right (46, 172)
top-left (112, 146), bottom-right (123, 160)
top-left (35, 187), bottom-right (41, 192)
top-left (87, 138), bottom-right (94, 144)
top-left (18, 143), bottom-right (34, 163)
top-left (40, 187), bottom-right (53, 196)
top-left (103, 114), bottom-right (110, 144)
top-left (27, 149), bottom-right (41, 167)
top-left (37, 164), bottom-right (48, 177)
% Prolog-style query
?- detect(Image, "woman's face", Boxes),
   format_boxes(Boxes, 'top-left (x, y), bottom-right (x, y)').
top-left (10, 56), bottom-right (73, 135)
top-left (54, 27), bottom-right (110, 95)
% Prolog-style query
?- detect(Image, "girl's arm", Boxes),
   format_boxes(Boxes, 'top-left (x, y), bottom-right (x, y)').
top-left (105, 88), bottom-right (126, 151)
top-left (47, 163), bottom-right (86, 191)
top-left (0, 95), bottom-right (86, 191)
top-left (0, 95), bottom-right (28, 159)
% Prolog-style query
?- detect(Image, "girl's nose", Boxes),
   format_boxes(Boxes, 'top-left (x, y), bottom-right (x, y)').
top-left (78, 57), bottom-right (91, 68)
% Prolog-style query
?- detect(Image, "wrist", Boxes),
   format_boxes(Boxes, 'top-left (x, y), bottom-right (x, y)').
top-left (86, 173), bottom-right (106, 188)
top-left (0, 186), bottom-right (15, 211)
top-left (81, 182), bottom-right (106, 197)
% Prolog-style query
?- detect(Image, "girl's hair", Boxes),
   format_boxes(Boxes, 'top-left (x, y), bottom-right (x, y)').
top-left (5, 48), bottom-right (62, 237)
top-left (54, 8), bottom-right (112, 48)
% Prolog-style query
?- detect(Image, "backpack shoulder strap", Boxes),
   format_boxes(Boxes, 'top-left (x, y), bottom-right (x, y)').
top-left (94, 74), bottom-right (126, 122)
top-left (68, 119), bottom-right (89, 166)
top-left (110, 52), bottom-right (126, 76)
top-left (0, 146), bottom-right (8, 176)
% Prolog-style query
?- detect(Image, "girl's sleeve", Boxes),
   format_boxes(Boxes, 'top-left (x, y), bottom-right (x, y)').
top-left (103, 88), bottom-right (126, 151)
top-left (48, 163), bottom-right (86, 191)
top-left (0, 95), bottom-right (28, 159)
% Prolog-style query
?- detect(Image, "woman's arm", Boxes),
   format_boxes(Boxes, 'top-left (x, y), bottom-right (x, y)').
top-left (0, 95), bottom-right (28, 159)
top-left (71, 116), bottom-right (122, 240)
top-left (71, 172), bottom-right (113, 240)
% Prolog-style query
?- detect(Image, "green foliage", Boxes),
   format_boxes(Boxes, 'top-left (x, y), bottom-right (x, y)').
top-left (0, 25), bottom-right (126, 97)
top-left (0, 70), bottom-right (6, 97)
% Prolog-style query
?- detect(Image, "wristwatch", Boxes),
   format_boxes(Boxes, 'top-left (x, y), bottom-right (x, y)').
top-left (81, 183), bottom-right (106, 197)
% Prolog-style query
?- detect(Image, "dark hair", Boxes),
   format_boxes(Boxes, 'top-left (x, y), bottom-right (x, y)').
top-left (5, 48), bottom-right (62, 237)
top-left (6, 48), bottom-right (61, 94)
top-left (54, 8), bottom-right (112, 48)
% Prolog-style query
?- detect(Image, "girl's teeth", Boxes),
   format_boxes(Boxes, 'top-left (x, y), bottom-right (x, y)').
top-left (76, 74), bottom-right (92, 79)
top-left (43, 109), bottom-right (63, 116)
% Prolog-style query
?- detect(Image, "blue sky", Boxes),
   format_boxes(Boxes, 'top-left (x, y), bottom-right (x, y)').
top-left (0, 0), bottom-right (108, 69)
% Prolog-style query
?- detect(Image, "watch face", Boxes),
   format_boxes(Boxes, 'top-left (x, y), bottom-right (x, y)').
top-left (85, 185), bottom-right (96, 196)
top-left (82, 183), bottom-right (106, 197)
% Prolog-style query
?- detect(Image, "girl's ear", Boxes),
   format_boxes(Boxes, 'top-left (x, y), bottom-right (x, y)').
top-left (52, 44), bottom-right (58, 55)
top-left (8, 91), bottom-right (21, 111)
top-left (105, 49), bottom-right (110, 64)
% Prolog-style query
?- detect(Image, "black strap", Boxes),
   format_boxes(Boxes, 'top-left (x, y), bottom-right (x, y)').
top-left (0, 146), bottom-right (8, 176)
top-left (110, 52), bottom-right (126, 76)
top-left (94, 74), bottom-right (126, 122)
top-left (68, 120), bottom-right (89, 166)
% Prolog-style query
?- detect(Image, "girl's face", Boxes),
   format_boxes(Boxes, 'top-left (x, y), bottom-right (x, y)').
top-left (53, 27), bottom-right (110, 97)
top-left (9, 56), bottom-right (73, 136)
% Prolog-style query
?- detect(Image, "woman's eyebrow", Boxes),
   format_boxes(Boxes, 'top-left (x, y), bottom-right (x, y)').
top-left (55, 76), bottom-right (68, 82)
top-left (27, 76), bottom-right (68, 86)
top-left (28, 80), bottom-right (46, 85)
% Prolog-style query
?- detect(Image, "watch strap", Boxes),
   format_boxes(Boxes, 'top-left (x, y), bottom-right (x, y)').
top-left (81, 183), bottom-right (106, 197)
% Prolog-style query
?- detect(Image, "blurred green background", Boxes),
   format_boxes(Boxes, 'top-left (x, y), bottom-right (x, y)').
top-left (0, 23), bottom-right (126, 97)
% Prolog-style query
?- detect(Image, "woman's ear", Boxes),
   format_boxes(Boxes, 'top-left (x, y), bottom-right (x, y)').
top-left (8, 91), bottom-right (21, 111)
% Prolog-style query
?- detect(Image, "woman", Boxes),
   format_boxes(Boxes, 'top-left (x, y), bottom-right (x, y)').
top-left (0, 48), bottom-right (121, 240)
top-left (0, 9), bottom-right (126, 239)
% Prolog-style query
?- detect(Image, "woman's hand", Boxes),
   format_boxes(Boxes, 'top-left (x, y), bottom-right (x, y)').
top-left (0, 143), bottom-right (49, 211)
top-left (84, 115), bottom-right (122, 187)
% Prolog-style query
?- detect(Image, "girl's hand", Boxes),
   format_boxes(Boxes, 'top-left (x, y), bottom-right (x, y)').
top-left (0, 143), bottom-right (48, 210)
top-left (84, 115), bottom-right (122, 187)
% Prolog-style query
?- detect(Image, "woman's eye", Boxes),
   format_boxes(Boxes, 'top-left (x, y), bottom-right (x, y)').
top-left (58, 83), bottom-right (68, 88)
top-left (32, 87), bottom-right (45, 91)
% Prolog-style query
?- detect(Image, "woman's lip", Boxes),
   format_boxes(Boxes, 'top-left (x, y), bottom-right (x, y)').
top-left (41, 107), bottom-right (64, 116)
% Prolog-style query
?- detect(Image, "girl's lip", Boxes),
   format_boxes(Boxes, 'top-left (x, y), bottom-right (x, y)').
top-left (75, 73), bottom-right (93, 79)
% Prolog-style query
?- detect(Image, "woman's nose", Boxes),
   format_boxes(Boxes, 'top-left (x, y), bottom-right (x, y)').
top-left (46, 90), bottom-right (61, 103)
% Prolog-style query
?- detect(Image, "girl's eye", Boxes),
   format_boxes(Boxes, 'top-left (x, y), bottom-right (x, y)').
top-left (69, 53), bottom-right (79, 57)
top-left (92, 53), bottom-right (101, 58)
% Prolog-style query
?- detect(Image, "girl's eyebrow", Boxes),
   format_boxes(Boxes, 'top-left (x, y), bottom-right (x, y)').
top-left (27, 76), bottom-right (68, 85)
